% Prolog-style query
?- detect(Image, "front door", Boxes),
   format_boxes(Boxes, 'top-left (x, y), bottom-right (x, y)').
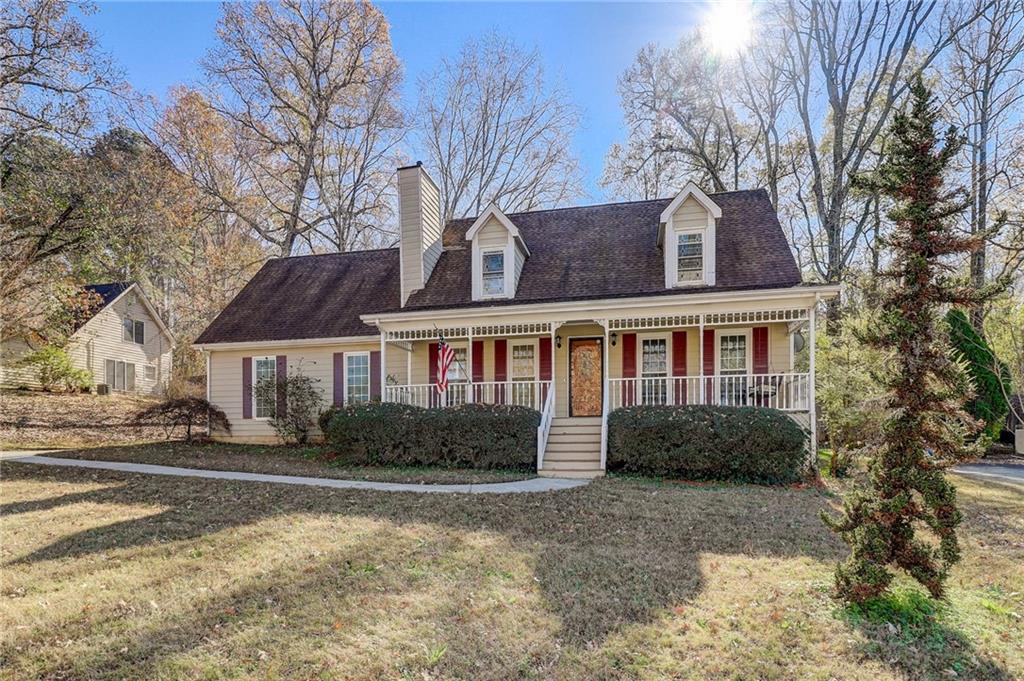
top-left (569, 338), bottom-right (603, 416)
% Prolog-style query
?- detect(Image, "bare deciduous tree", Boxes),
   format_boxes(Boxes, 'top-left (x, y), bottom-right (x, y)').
top-left (416, 32), bottom-right (583, 222)
top-left (943, 0), bottom-right (1024, 326)
top-left (0, 0), bottom-right (119, 153)
top-left (188, 0), bottom-right (401, 256)
top-left (774, 0), bottom-right (985, 316)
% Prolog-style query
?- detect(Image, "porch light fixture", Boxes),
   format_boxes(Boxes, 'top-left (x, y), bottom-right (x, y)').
top-left (555, 335), bottom-right (562, 349)
top-left (610, 332), bottom-right (618, 347)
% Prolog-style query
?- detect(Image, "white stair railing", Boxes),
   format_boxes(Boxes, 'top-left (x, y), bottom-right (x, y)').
top-left (536, 383), bottom-right (555, 471)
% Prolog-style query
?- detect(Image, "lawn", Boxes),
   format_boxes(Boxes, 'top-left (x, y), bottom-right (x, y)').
top-left (40, 441), bottom-right (534, 485)
top-left (1, 455), bottom-right (1021, 680)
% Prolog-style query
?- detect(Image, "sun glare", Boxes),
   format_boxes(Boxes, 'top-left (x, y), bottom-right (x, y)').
top-left (702, 1), bottom-right (755, 57)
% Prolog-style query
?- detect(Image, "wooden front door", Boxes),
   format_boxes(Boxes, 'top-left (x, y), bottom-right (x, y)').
top-left (569, 338), bottom-right (603, 416)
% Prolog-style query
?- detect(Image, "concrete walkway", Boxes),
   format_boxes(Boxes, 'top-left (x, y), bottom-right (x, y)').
top-left (1, 454), bottom-right (590, 494)
top-left (952, 462), bottom-right (1024, 485)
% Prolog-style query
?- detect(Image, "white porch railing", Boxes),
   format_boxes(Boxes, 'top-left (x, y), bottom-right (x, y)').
top-left (536, 384), bottom-right (555, 470)
top-left (608, 373), bottom-right (811, 412)
top-left (384, 380), bottom-right (552, 411)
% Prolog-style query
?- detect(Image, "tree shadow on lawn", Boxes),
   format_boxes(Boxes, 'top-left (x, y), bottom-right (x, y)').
top-left (840, 588), bottom-right (1015, 681)
top-left (1, 462), bottom-right (1015, 679)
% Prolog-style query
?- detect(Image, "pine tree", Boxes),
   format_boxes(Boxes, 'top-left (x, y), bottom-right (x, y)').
top-left (823, 79), bottom-right (989, 603)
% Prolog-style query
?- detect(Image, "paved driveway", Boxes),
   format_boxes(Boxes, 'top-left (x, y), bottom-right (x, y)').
top-left (953, 462), bottom-right (1024, 485)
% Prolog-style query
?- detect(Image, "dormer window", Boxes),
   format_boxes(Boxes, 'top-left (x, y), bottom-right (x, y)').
top-left (676, 232), bottom-right (703, 284)
top-left (659, 182), bottom-right (721, 289)
top-left (467, 204), bottom-right (529, 302)
top-left (482, 251), bottom-right (505, 296)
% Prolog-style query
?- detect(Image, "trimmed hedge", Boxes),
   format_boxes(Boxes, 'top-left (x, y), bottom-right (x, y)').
top-left (607, 405), bottom-right (808, 484)
top-left (320, 402), bottom-right (540, 470)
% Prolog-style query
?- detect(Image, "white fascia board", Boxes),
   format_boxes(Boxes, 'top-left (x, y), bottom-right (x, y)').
top-left (464, 204), bottom-right (531, 257)
top-left (193, 334), bottom-right (379, 351)
top-left (659, 181), bottom-right (722, 223)
top-left (362, 284), bottom-right (842, 325)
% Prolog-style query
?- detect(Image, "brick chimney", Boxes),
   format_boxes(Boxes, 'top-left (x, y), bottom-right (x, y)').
top-left (397, 162), bottom-right (442, 306)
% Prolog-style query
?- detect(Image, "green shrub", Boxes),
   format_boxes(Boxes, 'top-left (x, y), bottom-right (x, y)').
top-left (19, 345), bottom-right (92, 392)
top-left (607, 405), bottom-right (807, 484)
top-left (321, 402), bottom-right (540, 470)
top-left (947, 308), bottom-right (1010, 438)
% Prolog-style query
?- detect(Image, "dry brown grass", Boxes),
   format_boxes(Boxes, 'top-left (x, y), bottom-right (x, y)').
top-left (0, 456), bottom-right (1020, 680)
top-left (46, 441), bottom-right (533, 484)
top-left (0, 390), bottom-right (173, 449)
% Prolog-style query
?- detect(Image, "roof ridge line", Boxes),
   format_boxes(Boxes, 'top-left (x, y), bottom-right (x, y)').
top-left (447, 188), bottom-right (765, 224)
top-left (272, 246), bottom-right (398, 261)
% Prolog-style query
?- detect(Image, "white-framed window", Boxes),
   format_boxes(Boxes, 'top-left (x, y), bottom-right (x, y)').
top-left (447, 346), bottom-right (468, 383)
top-left (105, 359), bottom-right (135, 391)
top-left (481, 251), bottom-right (505, 297)
top-left (144, 365), bottom-right (156, 381)
top-left (676, 232), bottom-right (703, 283)
top-left (717, 331), bottom-right (751, 406)
top-left (639, 335), bottom-right (669, 405)
top-left (253, 356), bottom-right (276, 419)
top-left (122, 318), bottom-right (144, 344)
top-left (510, 342), bottom-right (536, 380)
top-left (345, 352), bottom-right (370, 404)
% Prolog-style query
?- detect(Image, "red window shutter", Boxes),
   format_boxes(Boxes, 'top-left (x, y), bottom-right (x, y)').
top-left (493, 340), bottom-right (508, 381)
top-left (753, 327), bottom-right (769, 374)
top-left (672, 330), bottom-right (688, 404)
top-left (333, 353), bottom-right (344, 406)
top-left (702, 329), bottom-right (715, 403)
top-left (276, 355), bottom-right (287, 416)
top-left (370, 351), bottom-right (381, 400)
top-left (621, 333), bottom-right (637, 406)
top-left (538, 337), bottom-right (552, 381)
top-left (242, 357), bottom-right (252, 419)
top-left (702, 330), bottom-right (715, 375)
top-left (472, 340), bottom-right (484, 382)
top-left (621, 334), bottom-right (637, 378)
top-left (428, 342), bottom-right (439, 384)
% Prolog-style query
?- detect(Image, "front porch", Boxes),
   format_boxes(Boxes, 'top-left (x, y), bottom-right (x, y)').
top-left (375, 304), bottom-right (819, 477)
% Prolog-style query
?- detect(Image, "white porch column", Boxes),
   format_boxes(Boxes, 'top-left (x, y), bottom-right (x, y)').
top-left (698, 314), bottom-right (705, 405)
top-left (808, 297), bottom-right (818, 461)
top-left (379, 332), bottom-right (387, 402)
top-left (600, 319), bottom-right (610, 470)
top-left (466, 330), bottom-right (474, 404)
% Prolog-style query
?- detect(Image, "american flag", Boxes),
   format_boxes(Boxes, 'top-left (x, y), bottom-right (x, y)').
top-left (436, 336), bottom-right (455, 394)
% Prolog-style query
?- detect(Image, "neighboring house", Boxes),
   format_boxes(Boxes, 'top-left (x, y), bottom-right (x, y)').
top-left (195, 163), bottom-right (839, 477)
top-left (1, 282), bottom-right (175, 395)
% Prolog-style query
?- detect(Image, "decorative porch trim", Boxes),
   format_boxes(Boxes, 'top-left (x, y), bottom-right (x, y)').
top-left (608, 308), bottom-right (809, 332)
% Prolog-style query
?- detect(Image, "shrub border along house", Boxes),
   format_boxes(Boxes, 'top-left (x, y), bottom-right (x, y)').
top-left (320, 402), bottom-right (541, 471)
top-left (607, 405), bottom-right (808, 484)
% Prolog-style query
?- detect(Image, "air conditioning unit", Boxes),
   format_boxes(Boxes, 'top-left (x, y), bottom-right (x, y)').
top-left (97, 384), bottom-right (110, 395)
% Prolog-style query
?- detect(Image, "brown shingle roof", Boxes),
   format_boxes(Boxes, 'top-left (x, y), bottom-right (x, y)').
top-left (404, 189), bottom-right (801, 310)
top-left (195, 189), bottom-right (802, 344)
top-left (194, 249), bottom-right (400, 344)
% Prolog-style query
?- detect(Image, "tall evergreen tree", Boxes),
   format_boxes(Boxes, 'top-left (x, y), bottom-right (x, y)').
top-left (823, 79), bottom-right (990, 603)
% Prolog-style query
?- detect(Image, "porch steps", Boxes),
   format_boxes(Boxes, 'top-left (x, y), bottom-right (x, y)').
top-left (539, 417), bottom-right (604, 479)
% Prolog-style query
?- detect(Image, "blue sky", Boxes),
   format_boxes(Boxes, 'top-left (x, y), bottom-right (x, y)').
top-left (81, 2), bottom-right (704, 200)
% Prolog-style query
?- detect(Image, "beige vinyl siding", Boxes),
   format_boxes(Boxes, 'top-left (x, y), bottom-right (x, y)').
top-left (671, 195), bottom-right (708, 230)
top-left (513, 243), bottom-right (526, 293)
top-left (68, 289), bottom-right (173, 395)
top-left (476, 216), bottom-right (508, 249)
top-left (208, 341), bottom-right (379, 443)
top-left (0, 338), bottom-right (43, 389)
top-left (399, 166), bottom-right (442, 303)
top-left (2, 289), bottom-right (173, 395)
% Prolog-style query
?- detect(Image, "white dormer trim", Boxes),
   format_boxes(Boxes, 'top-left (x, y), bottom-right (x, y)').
top-left (468, 204), bottom-right (529, 301)
top-left (659, 182), bottom-right (719, 289)
top-left (658, 181), bottom-right (722, 228)
top-left (465, 203), bottom-right (530, 256)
